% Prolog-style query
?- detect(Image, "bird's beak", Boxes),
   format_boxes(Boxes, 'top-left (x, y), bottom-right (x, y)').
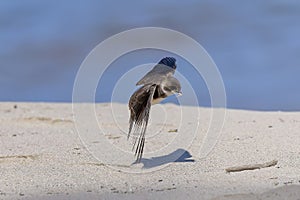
top-left (177, 91), bottom-right (182, 97)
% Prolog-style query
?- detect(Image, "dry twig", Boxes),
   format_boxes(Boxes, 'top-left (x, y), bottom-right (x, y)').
top-left (225, 160), bottom-right (278, 173)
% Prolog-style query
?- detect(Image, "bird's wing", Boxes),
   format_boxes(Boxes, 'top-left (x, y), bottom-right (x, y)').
top-left (128, 84), bottom-right (156, 162)
top-left (136, 64), bottom-right (175, 86)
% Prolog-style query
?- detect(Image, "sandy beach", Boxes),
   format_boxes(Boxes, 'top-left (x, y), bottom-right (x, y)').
top-left (0, 102), bottom-right (299, 199)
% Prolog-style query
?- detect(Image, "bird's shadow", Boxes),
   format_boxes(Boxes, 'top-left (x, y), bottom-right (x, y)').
top-left (133, 148), bottom-right (194, 168)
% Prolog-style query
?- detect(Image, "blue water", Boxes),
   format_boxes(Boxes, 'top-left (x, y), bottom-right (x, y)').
top-left (1, 1), bottom-right (300, 111)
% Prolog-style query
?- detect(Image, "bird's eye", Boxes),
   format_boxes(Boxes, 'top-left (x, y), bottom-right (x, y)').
top-left (170, 86), bottom-right (178, 91)
top-left (163, 87), bottom-right (172, 92)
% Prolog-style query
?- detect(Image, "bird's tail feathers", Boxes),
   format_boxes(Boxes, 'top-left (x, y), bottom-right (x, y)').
top-left (128, 84), bottom-right (156, 162)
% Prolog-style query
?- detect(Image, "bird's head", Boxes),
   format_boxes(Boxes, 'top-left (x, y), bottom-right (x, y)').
top-left (158, 57), bottom-right (177, 69)
top-left (163, 77), bottom-right (182, 96)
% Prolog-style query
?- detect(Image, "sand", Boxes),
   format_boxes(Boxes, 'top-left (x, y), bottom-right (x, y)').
top-left (0, 102), bottom-right (299, 199)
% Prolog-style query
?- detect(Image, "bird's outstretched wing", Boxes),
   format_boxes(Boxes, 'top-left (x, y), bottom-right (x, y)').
top-left (128, 84), bottom-right (156, 162)
top-left (136, 64), bottom-right (175, 86)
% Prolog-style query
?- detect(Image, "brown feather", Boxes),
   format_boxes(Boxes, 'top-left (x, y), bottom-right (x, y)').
top-left (128, 84), bottom-right (156, 162)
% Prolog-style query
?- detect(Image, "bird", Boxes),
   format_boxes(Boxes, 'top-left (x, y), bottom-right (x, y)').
top-left (128, 57), bottom-right (182, 162)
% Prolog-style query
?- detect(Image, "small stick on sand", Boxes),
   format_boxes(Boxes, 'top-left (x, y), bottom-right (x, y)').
top-left (225, 160), bottom-right (278, 173)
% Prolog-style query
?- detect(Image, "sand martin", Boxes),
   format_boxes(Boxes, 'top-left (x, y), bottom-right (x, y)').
top-left (128, 57), bottom-right (182, 162)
